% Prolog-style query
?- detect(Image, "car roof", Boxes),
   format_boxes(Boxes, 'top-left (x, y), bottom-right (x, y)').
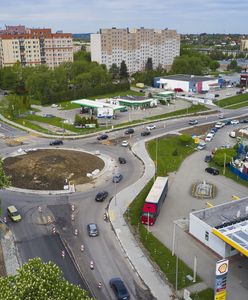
top-left (7, 205), bottom-right (18, 212)
top-left (110, 277), bottom-right (128, 292)
top-left (88, 223), bottom-right (97, 228)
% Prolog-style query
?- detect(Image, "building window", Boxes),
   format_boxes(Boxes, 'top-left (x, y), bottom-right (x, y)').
top-left (205, 231), bottom-right (209, 241)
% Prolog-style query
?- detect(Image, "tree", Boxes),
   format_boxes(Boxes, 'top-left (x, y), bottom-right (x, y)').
top-left (145, 58), bottom-right (153, 71)
top-left (0, 158), bottom-right (11, 189)
top-left (119, 60), bottom-right (128, 79)
top-left (213, 148), bottom-right (236, 167)
top-left (209, 60), bottom-right (220, 71)
top-left (227, 59), bottom-right (238, 70)
top-left (109, 63), bottom-right (120, 80)
top-left (0, 258), bottom-right (93, 300)
top-left (179, 134), bottom-right (193, 145)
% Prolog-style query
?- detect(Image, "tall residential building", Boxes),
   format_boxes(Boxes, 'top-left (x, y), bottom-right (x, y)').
top-left (241, 39), bottom-right (248, 51)
top-left (91, 27), bottom-right (180, 73)
top-left (0, 26), bottom-right (73, 68)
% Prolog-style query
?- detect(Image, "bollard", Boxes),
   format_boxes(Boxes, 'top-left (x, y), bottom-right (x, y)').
top-left (71, 204), bottom-right (75, 212)
top-left (38, 206), bottom-right (42, 213)
top-left (90, 260), bottom-right (94, 270)
top-left (61, 250), bottom-right (65, 259)
top-left (80, 244), bottom-right (84, 252)
top-left (71, 213), bottom-right (75, 221)
top-left (74, 228), bottom-right (78, 236)
top-left (52, 227), bottom-right (56, 235)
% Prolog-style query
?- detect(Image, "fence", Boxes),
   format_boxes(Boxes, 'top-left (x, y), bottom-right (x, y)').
top-left (228, 163), bottom-right (248, 181)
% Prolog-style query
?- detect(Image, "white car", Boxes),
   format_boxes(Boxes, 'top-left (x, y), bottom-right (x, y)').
top-left (121, 140), bottom-right (129, 147)
top-left (205, 133), bottom-right (214, 142)
top-left (51, 104), bottom-right (58, 108)
top-left (231, 119), bottom-right (239, 125)
top-left (146, 124), bottom-right (156, 130)
top-left (215, 122), bottom-right (225, 128)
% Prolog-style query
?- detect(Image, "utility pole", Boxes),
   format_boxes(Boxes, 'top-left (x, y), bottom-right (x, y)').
top-left (223, 153), bottom-right (227, 175)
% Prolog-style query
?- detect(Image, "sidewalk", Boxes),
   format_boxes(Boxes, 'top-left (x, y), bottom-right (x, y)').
top-left (108, 140), bottom-right (176, 300)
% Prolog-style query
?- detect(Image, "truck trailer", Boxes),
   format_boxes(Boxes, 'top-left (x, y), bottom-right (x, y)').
top-left (141, 176), bottom-right (168, 226)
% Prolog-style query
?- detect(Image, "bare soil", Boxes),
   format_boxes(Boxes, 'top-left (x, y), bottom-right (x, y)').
top-left (3, 149), bottom-right (104, 190)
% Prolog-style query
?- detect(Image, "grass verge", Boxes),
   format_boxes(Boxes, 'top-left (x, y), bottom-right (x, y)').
top-left (126, 135), bottom-right (200, 291)
top-left (191, 288), bottom-right (214, 300)
top-left (215, 93), bottom-right (248, 108)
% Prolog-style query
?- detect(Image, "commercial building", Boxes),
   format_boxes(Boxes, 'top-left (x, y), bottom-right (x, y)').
top-left (0, 25), bottom-right (73, 68)
top-left (241, 40), bottom-right (248, 51)
top-left (154, 74), bottom-right (220, 92)
top-left (91, 27), bottom-right (180, 73)
top-left (189, 198), bottom-right (248, 258)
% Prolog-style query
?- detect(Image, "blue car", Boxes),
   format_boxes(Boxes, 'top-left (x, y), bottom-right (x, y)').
top-left (112, 173), bottom-right (123, 183)
top-left (109, 277), bottom-right (130, 300)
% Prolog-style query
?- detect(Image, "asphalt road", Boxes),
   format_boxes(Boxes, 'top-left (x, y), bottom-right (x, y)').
top-left (0, 106), bottom-right (248, 299)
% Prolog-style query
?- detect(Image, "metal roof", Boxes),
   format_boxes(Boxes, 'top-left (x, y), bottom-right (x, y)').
top-left (160, 74), bottom-right (217, 83)
top-left (71, 99), bottom-right (125, 111)
top-left (191, 197), bottom-right (248, 257)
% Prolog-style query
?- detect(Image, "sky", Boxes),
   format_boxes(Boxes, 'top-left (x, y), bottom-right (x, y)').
top-left (0, 0), bottom-right (247, 34)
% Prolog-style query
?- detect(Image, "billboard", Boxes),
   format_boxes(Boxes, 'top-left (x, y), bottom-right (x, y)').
top-left (214, 259), bottom-right (229, 300)
top-left (97, 107), bottom-right (113, 119)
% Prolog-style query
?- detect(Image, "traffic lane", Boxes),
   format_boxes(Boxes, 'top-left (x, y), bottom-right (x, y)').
top-left (69, 195), bottom-right (143, 300)
top-left (0, 121), bottom-right (27, 137)
top-left (16, 233), bottom-right (87, 288)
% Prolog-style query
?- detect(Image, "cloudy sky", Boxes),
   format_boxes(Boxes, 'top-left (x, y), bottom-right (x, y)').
top-left (0, 0), bottom-right (247, 34)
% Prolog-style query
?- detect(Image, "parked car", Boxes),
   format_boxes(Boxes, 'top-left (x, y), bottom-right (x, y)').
top-left (87, 223), bottom-right (99, 237)
top-left (205, 167), bottom-right (219, 175)
top-left (124, 128), bottom-right (134, 134)
top-left (204, 155), bottom-right (212, 163)
top-left (109, 277), bottom-right (130, 300)
top-left (231, 119), bottom-right (239, 125)
top-left (97, 134), bottom-right (108, 140)
top-left (218, 113), bottom-right (224, 119)
top-left (141, 130), bottom-right (151, 136)
top-left (197, 141), bottom-right (206, 150)
top-left (189, 119), bottom-right (198, 125)
top-left (50, 140), bottom-right (63, 146)
top-left (51, 104), bottom-right (58, 108)
top-left (215, 122), bottom-right (225, 128)
top-left (7, 206), bottom-right (22, 222)
top-left (224, 119), bottom-right (231, 125)
top-left (211, 127), bottom-right (218, 133)
top-left (95, 191), bottom-right (108, 202)
top-left (146, 124), bottom-right (156, 130)
top-left (118, 157), bottom-right (126, 164)
top-left (205, 133), bottom-right (214, 142)
top-left (120, 107), bottom-right (128, 112)
top-left (229, 131), bottom-right (236, 138)
top-left (43, 114), bottom-right (55, 118)
top-left (121, 140), bottom-right (129, 147)
top-left (112, 173), bottom-right (123, 183)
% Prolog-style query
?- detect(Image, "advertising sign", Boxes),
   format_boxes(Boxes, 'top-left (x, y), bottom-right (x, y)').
top-left (97, 107), bottom-right (113, 119)
top-left (214, 259), bottom-right (229, 300)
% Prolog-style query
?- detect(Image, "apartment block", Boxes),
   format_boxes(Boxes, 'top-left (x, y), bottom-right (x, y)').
top-left (0, 26), bottom-right (73, 68)
top-left (241, 39), bottom-right (248, 51)
top-left (91, 27), bottom-right (180, 73)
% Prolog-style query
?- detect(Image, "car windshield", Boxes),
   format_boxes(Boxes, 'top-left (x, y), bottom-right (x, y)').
top-left (142, 212), bottom-right (155, 218)
top-left (11, 211), bottom-right (19, 216)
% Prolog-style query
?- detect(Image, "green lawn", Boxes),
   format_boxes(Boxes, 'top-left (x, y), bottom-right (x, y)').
top-left (126, 135), bottom-right (200, 290)
top-left (191, 288), bottom-right (214, 300)
top-left (215, 93), bottom-right (248, 108)
top-left (224, 101), bottom-right (248, 109)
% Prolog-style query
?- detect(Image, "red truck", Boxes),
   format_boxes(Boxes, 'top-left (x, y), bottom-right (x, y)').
top-left (141, 176), bottom-right (168, 226)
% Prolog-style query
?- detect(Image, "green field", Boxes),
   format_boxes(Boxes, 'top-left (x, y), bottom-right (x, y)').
top-left (215, 93), bottom-right (248, 108)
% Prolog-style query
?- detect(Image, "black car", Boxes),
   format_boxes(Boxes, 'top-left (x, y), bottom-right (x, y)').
top-left (204, 155), bottom-right (212, 163)
top-left (124, 128), bottom-right (134, 134)
top-left (97, 134), bottom-right (108, 141)
top-left (49, 140), bottom-right (63, 146)
top-left (189, 120), bottom-right (198, 125)
top-left (205, 167), bottom-right (219, 175)
top-left (112, 173), bottom-right (123, 183)
top-left (95, 191), bottom-right (108, 202)
top-left (87, 223), bottom-right (99, 237)
top-left (141, 131), bottom-right (151, 136)
top-left (118, 157), bottom-right (126, 164)
top-left (109, 277), bottom-right (130, 300)
top-left (224, 120), bottom-right (231, 125)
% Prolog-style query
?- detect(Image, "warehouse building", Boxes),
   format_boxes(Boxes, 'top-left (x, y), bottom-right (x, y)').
top-left (189, 198), bottom-right (248, 258)
top-left (153, 74), bottom-right (220, 92)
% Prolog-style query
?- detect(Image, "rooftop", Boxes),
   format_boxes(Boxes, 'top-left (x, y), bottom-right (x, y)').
top-left (160, 74), bottom-right (216, 83)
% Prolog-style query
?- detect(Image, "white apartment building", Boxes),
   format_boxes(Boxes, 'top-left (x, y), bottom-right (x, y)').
top-left (241, 39), bottom-right (248, 51)
top-left (91, 27), bottom-right (180, 73)
top-left (0, 27), bottom-right (73, 68)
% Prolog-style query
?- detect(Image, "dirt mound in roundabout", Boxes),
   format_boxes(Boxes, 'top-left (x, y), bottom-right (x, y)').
top-left (3, 149), bottom-right (104, 190)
